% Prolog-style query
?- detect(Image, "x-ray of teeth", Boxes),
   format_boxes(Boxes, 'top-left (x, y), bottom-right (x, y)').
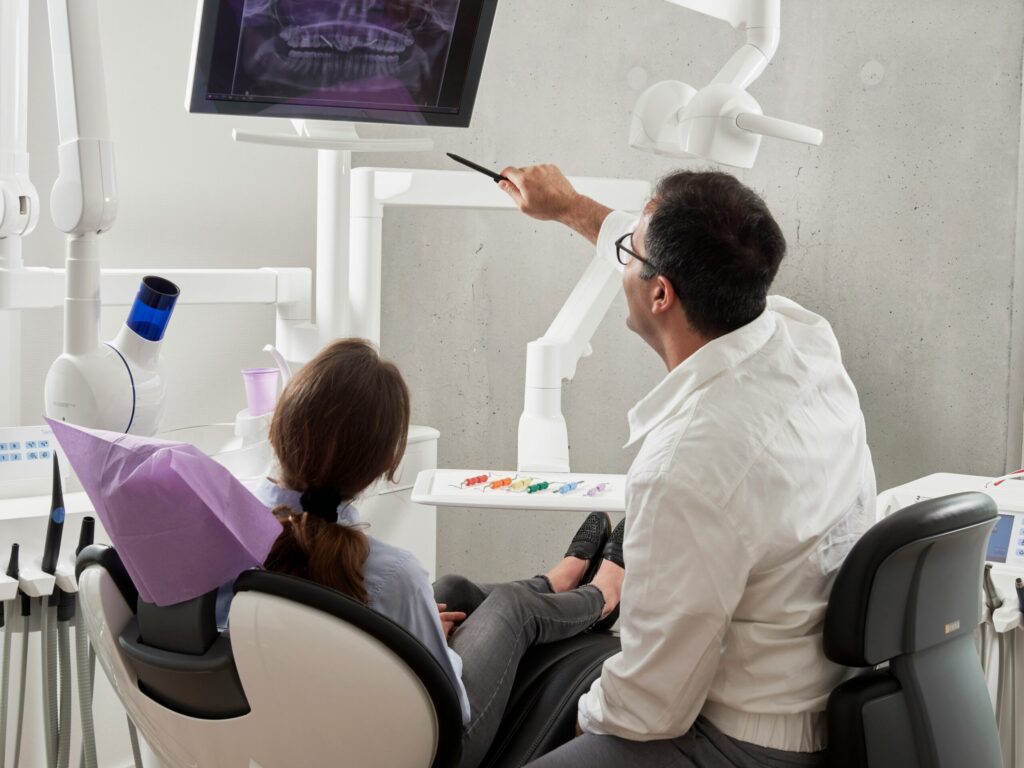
top-left (234, 0), bottom-right (461, 107)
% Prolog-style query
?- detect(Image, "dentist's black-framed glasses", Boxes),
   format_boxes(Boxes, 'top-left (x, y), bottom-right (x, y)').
top-left (615, 231), bottom-right (655, 270)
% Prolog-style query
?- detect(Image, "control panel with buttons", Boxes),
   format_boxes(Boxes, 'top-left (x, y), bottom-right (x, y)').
top-left (0, 425), bottom-right (65, 497)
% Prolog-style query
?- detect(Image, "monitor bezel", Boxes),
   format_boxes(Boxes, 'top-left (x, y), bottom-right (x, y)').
top-left (186, 0), bottom-right (499, 129)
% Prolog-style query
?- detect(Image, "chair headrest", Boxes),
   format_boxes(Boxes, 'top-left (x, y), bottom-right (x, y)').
top-left (823, 492), bottom-right (997, 667)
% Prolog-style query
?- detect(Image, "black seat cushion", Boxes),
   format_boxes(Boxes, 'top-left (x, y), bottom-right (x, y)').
top-left (481, 632), bottom-right (621, 768)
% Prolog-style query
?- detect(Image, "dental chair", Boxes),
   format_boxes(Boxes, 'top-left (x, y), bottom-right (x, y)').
top-left (75, 546), bottom-right (619, 768)
top-left (824, 491), bottom-right (1003, 768)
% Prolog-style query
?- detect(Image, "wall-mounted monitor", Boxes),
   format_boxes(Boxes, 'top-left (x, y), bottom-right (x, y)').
top-left (187, 0), bottom-right (498, 128)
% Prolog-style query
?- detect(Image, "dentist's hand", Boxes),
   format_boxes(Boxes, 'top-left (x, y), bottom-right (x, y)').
top-left (498, 164), bottom-right (580, 222)
top-left (499, 164), bottom-right (612, 246)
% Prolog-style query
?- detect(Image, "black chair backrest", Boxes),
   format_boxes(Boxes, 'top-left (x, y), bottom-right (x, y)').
top-left (823, 492), bottom-right (1001, 768)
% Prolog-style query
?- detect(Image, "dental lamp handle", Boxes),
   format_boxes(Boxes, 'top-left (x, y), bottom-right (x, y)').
top-left (735, 112), bottom-right (824, 146)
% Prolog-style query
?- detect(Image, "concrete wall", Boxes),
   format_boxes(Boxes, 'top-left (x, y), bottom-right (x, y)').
top-left (16, 1), bottom-right (1024, 583)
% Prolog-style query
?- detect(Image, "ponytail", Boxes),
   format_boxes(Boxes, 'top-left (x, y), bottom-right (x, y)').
top-left (264, 505), bottom-right (371, 604)
top-left (262, 338), bottom-right (411, 602)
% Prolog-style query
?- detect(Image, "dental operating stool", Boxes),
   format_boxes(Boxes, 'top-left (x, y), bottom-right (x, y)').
top-left (823, 492), bottom-right (1003, 767)
top-left (75, 546), bottom-right (618, 768)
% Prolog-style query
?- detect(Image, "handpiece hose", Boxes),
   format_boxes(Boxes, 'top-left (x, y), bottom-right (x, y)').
top-left (75, 518), bottom-right (97, 768)
top-left (41, 455), bottom-right (65, 768)
top-left (0, 544), bottom-right (20, 768)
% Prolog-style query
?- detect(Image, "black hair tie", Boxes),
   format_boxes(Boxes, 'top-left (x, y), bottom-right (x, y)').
top-left (299, 488), bottom-right (342, 524)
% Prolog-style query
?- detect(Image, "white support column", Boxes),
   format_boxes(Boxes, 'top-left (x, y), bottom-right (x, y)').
top-left (315, 149), bottom-right (352, 346)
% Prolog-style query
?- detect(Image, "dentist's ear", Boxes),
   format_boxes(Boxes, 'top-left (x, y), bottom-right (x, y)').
top-left (651, 276), bottom-right (676, 315)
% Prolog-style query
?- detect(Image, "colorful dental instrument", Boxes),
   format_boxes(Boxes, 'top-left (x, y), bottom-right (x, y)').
top-left (585, 483), bottom-right (609, 497)
top-left (556, 481), bottom-right (584, 494)
top-left (463, 474), bottom-right (489, 487)
top-left (489, 477), bottom-right (514, 489)
top-left (508, 478), bottom-right (534, 492)
top-left (526, 481), bottom-right (550, 494)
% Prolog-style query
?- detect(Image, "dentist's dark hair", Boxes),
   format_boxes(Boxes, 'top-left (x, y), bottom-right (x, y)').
top-left (264, 338), bottom-right (411, 603)
top-left (643, 170), bottom-right (786, 338)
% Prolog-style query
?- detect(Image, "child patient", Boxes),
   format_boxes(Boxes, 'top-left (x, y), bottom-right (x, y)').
top-left (258, 338), bottom-right (625, 768)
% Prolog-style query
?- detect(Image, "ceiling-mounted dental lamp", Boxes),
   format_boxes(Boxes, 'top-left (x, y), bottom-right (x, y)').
top-left (630, 0), bottom-right (822, 168)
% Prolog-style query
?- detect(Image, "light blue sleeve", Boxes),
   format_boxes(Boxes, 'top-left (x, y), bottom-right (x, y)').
top-left (376, 554), bottom-right (472, 725)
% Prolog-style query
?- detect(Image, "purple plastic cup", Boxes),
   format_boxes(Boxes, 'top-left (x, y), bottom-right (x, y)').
top-left (241, 368), bottom-right (279, 417)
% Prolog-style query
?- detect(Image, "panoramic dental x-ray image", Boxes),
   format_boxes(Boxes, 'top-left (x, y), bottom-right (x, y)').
top-left (237, 0), bottom-right (460, 107)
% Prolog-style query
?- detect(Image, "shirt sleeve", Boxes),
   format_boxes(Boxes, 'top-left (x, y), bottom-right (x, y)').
top-left (596, 210), bottom-right (638, 272)
top-left (577, 470), bottom-right (753, 740)
top-left (377, 554), bottom-right (473, 725)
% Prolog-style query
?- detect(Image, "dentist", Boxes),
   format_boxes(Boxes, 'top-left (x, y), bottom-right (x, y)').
top-left (500, 166), bottom-right (876, 768)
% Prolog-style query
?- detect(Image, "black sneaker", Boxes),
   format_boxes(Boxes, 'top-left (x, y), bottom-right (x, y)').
top-left (564, 511), bottom-right (612, 586)
top-left (592, 518), bottom-right (624, 632)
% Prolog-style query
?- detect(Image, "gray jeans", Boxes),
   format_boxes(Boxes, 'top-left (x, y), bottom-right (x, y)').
top-left (525, 716), bottom-right (827, 768)
top-left (432, 574), bottom-right (605, 768)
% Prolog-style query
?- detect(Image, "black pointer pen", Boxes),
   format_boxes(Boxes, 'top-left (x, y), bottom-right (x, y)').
top-left (446, 152), bottom-right (509, 183)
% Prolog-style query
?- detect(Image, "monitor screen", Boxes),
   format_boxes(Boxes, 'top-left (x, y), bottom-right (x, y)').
top-left (986, 513), bottom-right (1015, 564)
top-left (188, 0), bottom-right (498, 127)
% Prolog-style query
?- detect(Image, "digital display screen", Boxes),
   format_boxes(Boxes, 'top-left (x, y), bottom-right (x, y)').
top-left (189, 0), bottom-right (498, 127)
top-left (986, 513), bottom-right (1015, 563)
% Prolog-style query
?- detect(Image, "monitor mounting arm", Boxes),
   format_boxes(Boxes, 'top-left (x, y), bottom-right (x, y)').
top-left (631, 0), bottom-right (822, 168)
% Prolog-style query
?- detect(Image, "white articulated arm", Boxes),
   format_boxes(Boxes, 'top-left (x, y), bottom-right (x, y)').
top-left (46, 0), bottom-right (116, 360)
top-left (631, 0), bottom-right (820, 168)
top-left (47, 0), bottom-right (116, 236)
top-left (666, 0), bottom-right (780, 90)
top-left (518, 255), bottom-right (623, 473)
top-left (0, 0), bottom-right (38, 257)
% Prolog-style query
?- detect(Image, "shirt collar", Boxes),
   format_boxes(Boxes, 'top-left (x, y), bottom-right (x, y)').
top-left (256, 478), bottom-right (360, 525)
top-left (625, 308), bottom-right (777, 447)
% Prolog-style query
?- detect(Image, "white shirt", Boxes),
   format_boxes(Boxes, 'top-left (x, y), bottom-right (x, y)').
top-left (577, 212), bottom-right (876, 752)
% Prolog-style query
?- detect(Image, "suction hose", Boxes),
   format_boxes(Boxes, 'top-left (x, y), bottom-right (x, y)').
top-left (74, 518), bottom-right (97, 768)
top-left (0, 544), bottom-right (19, 768)
top-left (41, 606), bottom-right (59, 768)
top-left (56, 622), bottom-right (71, 768)
top-left (0, 616), bottom-right (10, 768)
top-left (75, 630), bottom-right (96, 768)
top-left (127, 718), bottom-right (143, 768)
top-left (12, 594), bottom-right (30, 768)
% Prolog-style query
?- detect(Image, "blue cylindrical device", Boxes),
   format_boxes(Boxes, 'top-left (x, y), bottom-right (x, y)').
top-left (126, 276), bottom-right (179, 342)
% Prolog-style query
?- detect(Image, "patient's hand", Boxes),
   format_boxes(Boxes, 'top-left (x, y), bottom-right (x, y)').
top-left (437, 603), bottom-right (467, 638)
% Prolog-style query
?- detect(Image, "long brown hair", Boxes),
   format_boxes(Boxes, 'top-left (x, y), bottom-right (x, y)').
top-left (263, 339), bottom-right (411, 603)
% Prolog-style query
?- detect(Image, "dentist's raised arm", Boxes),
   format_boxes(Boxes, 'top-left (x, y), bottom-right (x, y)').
top-left (499, 165), bottom-right (613, 246)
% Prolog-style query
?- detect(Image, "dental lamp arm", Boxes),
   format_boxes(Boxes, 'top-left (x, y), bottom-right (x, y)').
top-left (47, 0), bottom-right (116, 237)
top-left (632, 0), bottom-right (819, 167)
top-left (666, 0), bottom-right (780, 90)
